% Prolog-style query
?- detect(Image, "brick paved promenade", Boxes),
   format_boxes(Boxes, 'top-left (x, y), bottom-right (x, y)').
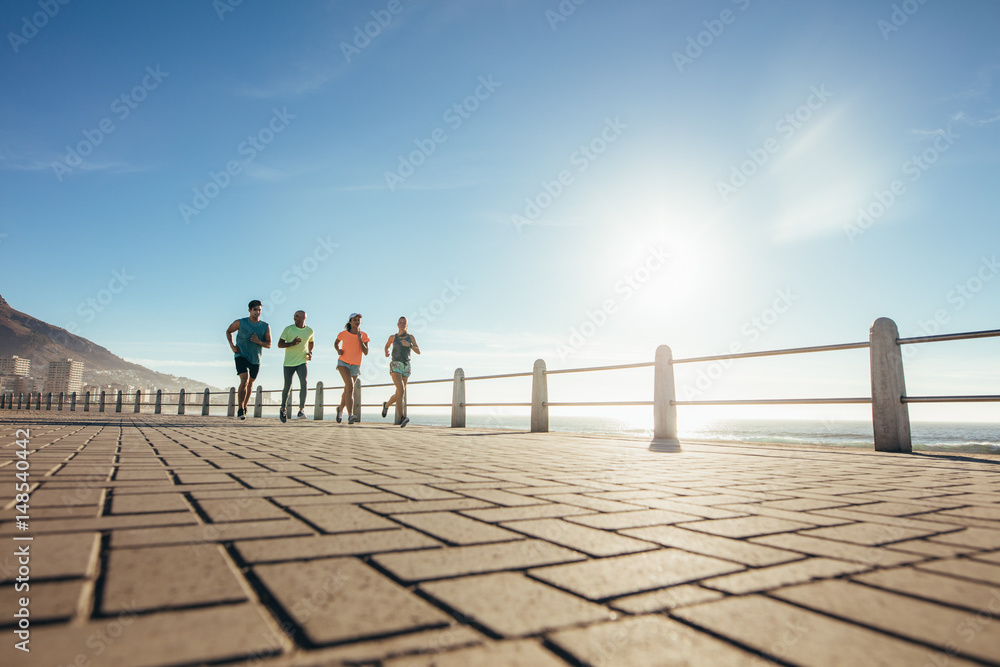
top-left (2, 413), bottom-right (1000, 666)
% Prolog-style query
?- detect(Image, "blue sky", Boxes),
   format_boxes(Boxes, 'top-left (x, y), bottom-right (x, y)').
top-left (2, 0), bottom-right (998, 424)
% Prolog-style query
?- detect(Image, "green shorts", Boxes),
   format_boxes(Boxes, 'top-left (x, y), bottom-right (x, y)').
top-left (389, 360), bottom-right (411, 378)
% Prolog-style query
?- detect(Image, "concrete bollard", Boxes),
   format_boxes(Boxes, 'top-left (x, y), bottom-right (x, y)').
top-left (58, 392), bottom-right (64, 411)
top-left (155, 390), bottom-right (162, 414)
top-left (71, 392), bottom-right (76, 411)
top-left (227, 387), bottom-right (236, 418)
top-left (253, 386), bottom-right (262, 418)
top-left (178, 389), bottom-right (185, 415)
top-left (134, 390), bottom-right (141, 414)
top-left (35, 392), bottom-right (41, 410)
top-left (115, 390), bottom-right (123, 413)
top-left (46, 392), bottom-right (52, 410)
top-left (314, 382), bottom-right (324, 420)
top-left (870, 317), bottom-right (911, 453)
top-left (354, 378), bottom-right (362, 422)
top-left (202, 388), bottom-right (210, 416)
top-left (531, 359), bottom-right (548, 433)
top-left (652, 345), bottom-right (680, 448)
top-left (99, 391), bottom-right (106, 413)
top-left (451, 368), bottom-right (466, 428)
top-left (83, 391), bottom-right (90, 412)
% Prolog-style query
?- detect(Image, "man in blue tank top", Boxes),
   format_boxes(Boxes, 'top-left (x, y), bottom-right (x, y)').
top-left (225, 300), bottom-right (271, 420)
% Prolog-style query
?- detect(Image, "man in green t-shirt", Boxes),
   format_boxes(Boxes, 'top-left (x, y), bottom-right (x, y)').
top-left (277, 310), bottom-right (314, 422)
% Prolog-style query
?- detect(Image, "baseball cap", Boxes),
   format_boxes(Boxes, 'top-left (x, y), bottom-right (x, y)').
top-left (350, 312), bottom-right (362, 318)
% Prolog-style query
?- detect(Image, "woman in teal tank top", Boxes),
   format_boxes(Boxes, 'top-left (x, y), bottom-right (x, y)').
top-left (382, 316), bottom-right (420, 426)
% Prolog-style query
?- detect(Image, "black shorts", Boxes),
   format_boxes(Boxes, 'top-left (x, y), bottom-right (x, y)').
top-left (235, 356), bottom-right (260, 379)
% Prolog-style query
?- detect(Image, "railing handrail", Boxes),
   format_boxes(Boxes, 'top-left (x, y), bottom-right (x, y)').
top-left (897, 328), bottom-right (1000, 345)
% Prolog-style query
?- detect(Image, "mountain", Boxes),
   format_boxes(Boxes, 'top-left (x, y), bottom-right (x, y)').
top-left (0, 294), bottom-right (221, 392)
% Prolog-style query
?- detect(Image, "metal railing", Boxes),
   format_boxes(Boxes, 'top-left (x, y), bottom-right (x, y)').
top-left (3, 317), bottom-right (997, 452)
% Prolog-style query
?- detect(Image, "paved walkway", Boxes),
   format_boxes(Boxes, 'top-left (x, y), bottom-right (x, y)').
top-left (2, 413), bottom-right (1000, 666)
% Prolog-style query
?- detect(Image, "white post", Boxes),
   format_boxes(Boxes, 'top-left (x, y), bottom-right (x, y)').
top-left (314, 382), bottom-right (324, 420)
top-left (115, 390), bottom-right (123, 413)
top-left (354, 378), bottom-right (362, 422)
top-left (870, 317), bottom-right (911, 453)
top-left (253, 386), bottom-right (262, 418)
top-left (451, 368), bottom-right (466, 428)
top-left (227, 387), bottom-right (235, 417)
top-left (652, 344), bottom-right (680, 448)
top-left (530, 359), bottom-right (548, 433)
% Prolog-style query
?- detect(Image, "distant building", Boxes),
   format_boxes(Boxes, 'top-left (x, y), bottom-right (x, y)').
top-left (44, 358), bottom-right (84, 396)
top-left (0, 355), bottom-right (30, 376)
top-left (0, 375), bottom-right (32, 396)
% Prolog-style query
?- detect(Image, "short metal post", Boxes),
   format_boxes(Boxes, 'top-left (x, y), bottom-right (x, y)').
top-left (35, 392), bottom-right (41, 410)
top-left (253, 386), bottom-right (262, 418)
top-left (83, 391), bottom-right (90, 412)
top-left (530, 359), bottom-right (548, 433)
top-left (46, 392), bottom-right (52, 410)
top-left (451, 368), bottom-right (466, 428)
top-left (202, 388), bottom-right (210, 416)
top-left (354, 378), bottom-right (362, 422)
top-left (314, 382), bottom-right (324, 420)
top-left (115, 390), bottom-right (123, 413)
top-left (227, 387), bottom-right (236, 417)
top-left (134, 390), bottom-right (141, 413)
top-left (870, 317), bottom-right (911, 453)
top-left (178, 388), bottom-right (185, 415)
top-left (58, 392), bottom-right (64, 411)
top-left (70, 392), bottom-right (76, 411)
top-left (154, 389), bottom-right (162, 414)
top-left (652, 345), bottom-right (680, 447)
top-left (99, 391), bottom-right (106, 413)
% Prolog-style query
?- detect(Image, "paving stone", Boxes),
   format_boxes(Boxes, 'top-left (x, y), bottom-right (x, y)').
top-left (110, 519), bottom-right (314, 547)
top-left (421, 572), bottom-right (611, 637)
top-left (0, 532), bottom-right (99, 581)
top-left (109, 493), bottom-right (190, 514)
top-left (530, 548), bottom-right (743, 601)
top-left (610, 584), bottom-right (725, 614)
top-left (0, 579), bottom-right (83, 624)
top-left (800, 522), bottom-right (936, 546)
top-left (363, 498), bottom-right (496, 514)
top-left (674, 594), bottom-right (979, 667)
top-left (773, 579), bottom-right (1000, 664)
top-left (565, 508), bottom-right (701, 530)
top-left (760, 498), bottom-right (849, 511)
top-left (540, 493), bottom-right (646, 513)
top-left (374, 539), bottom-right (586, 583)
top-left (454, 488), bottom-right (548, 506)
top-left (290, 503), bottom-right (398, 533)
top-left (973, 550), bottom-right (1000, 564)
top-left (102, 543), bottom-right (248, 613)
top-left (917, 558), bottom-right (1000, 586)
top-left (719, 503), bottom-right (850, 527)
top-left (234, 529), bottom-right (441, 563)
top-left (377, 484), bottom-right (464, 501)
top-left (0, 511), bottom-right (198, 536)
top-left (383, 639), bottom-right (566, 667)
top-left (274, 626), bottom-right (485, 665)
top-left (198, 497), bottom-right (289, 522)
top-left (886, 538), bottom-right (980, 558)
top-left (852, 567), bottom-right (1000, 612)
top-left (276, 491), bottom-right (403, 505)
top-left (549, 614), bottom-right (754, 666)
top-left (254, 557), bottom-right (451, 645)
top-left (460, 503), bottom-right (593, 522)
top-left (24, 603), bottom-right (286, 667)
top-left (501, 518), bottom-right (657, 557)
top-left (391, 511), bottom-right (524, 545)
top-left (295, 477), bottom-right (378, 494)
top-left (751, 532), bottom-right (924, 567)
top-left (930, 526), bottom-right (1000, 550)
top-left (678, 515), bottom-right (815, 539)
top-left (702, 557), bottom-right (871, 595)
top-left (624, 525), bottom-right (803, 567)
top-left (634, 497), bottom-right (748, 519)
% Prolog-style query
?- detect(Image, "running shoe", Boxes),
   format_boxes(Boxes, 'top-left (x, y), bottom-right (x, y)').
top-left (382, 402), bottom-right (388, 418)
top-left (400, 416), bottom-right (410, 428)
top-left (297, 410), bottom-right (306, 419)
top-left (279, 408), bottom-right (286, 423)
top-left (336, 408), bottom-right (342, 423)
top-left (348, 414), bottom-right (358, 424)
top-left (238, 408), bottom-right (246, 421)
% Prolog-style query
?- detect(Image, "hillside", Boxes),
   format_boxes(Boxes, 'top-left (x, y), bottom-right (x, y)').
top-left (0, 294), bottom-right (221, 392)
